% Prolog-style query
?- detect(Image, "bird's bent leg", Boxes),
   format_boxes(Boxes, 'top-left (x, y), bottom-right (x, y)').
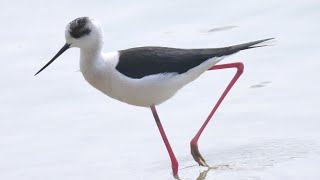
top-left (150, 106), bottom-right (179, 179)
top-left (190, 62), bottom-right (244, 167)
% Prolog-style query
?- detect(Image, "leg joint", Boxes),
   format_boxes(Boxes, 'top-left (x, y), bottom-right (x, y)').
top-left (236, 62), bottom-right (244, 74)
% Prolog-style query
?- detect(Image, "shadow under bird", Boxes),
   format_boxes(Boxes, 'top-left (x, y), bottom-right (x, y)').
top-left (35, 17), bottom-right (273, 178)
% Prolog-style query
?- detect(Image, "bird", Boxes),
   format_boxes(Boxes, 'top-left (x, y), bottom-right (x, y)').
top-left (35, 17), bottom-right (273, 179)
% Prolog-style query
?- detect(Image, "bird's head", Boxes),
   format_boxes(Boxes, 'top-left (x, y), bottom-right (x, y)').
top-left (65, 17), bottom-right (104, 49)
top-left (35, 17), bottom-right (103, 76)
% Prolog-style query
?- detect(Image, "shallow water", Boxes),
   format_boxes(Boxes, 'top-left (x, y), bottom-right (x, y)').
top-left (1, 0), bottom-right (320, 179)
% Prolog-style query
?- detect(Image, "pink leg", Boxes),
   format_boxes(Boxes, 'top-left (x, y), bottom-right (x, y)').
top-left (190, 62), bottom-right (244, 166)
top-left (150, 106), bottom-right (179, 179)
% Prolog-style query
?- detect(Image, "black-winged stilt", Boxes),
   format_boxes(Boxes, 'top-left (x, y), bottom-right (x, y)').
top-left (35, 17), bottom-right (273, 178)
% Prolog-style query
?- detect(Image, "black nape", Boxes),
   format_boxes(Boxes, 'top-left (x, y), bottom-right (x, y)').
top-left (68, 17), bottom-right (91, 39)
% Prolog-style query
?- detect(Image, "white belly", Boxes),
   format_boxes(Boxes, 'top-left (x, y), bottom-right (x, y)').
top-left (107, 72), bottom-right (185, 107)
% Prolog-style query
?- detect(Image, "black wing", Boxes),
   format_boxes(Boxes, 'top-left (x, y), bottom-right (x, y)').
top-left (116, 38), bottom-right (273, 79)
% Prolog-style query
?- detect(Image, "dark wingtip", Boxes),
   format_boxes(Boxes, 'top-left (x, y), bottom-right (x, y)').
top-left (251, 38), bottom-right (275, 45)
top-left (248, 38), bottom-right (276, 49)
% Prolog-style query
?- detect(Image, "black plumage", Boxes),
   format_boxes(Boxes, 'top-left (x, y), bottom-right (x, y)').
top-left (68, 17), bottom-right (91, 39)
top-left (116, 38), bottom-right (273, 79)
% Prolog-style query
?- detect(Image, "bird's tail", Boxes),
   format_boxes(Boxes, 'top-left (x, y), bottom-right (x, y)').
top-left (203, 38), bottom-right (275, 57)
top-left (228, 38), bottom-right (275, 52)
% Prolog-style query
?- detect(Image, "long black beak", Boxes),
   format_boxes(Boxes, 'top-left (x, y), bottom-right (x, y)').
top-left (34, 43), bottom-right (70, 76)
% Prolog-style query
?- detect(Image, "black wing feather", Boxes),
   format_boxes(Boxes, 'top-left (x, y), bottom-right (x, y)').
top-left (116, 38), bottom-right (273, 79)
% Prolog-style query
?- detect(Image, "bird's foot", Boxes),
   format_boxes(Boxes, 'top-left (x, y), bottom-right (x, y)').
top-left (190, 143), bottom-right (209, 167)
top-left (172, 161), bottom-right (180, 179)
top-left (173, 173), bottom-right (180, 180)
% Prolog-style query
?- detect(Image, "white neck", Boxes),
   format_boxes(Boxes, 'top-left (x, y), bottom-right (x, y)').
top-left (80, 46), bottom-right (102, 72)
top-left (79, 44), bottom-right (111, 91)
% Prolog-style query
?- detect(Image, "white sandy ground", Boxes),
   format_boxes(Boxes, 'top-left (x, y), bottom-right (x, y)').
top-left (1, 0), bottom-right (320, 179)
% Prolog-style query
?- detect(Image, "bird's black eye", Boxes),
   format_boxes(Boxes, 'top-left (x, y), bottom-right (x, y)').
top-left (68, 17), bottom-right (91, 39)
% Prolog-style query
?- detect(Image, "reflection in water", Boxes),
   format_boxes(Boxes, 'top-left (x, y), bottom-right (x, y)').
top-left (196, 165), bottom-right (231, 180)
top-left (179, 164), bottom-right (232, 180)
top-left (176, 139), bottom-right (318, 180)
top-left (196, 168), bottom-right (209, 180)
